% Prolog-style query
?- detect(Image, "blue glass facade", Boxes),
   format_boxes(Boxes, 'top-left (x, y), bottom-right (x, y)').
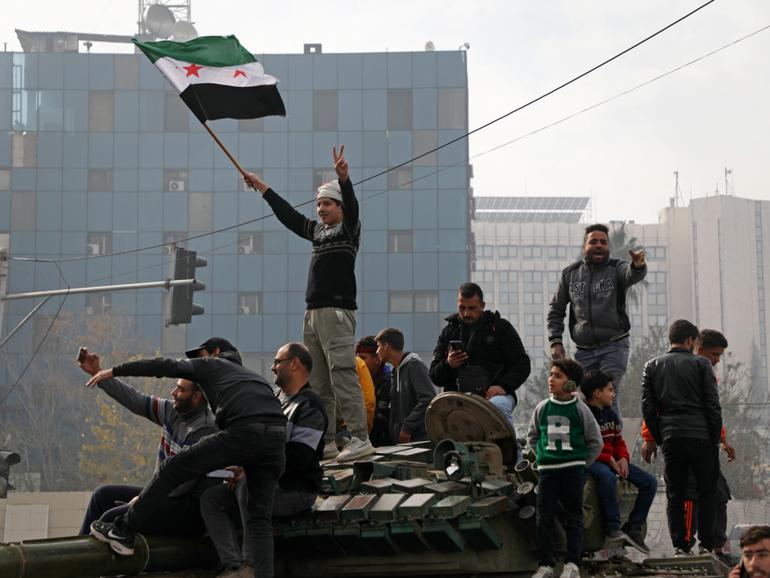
top-left (0, 49), bottom-right (470, 375)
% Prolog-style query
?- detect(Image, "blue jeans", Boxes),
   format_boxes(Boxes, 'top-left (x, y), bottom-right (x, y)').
top-left (575, 337), bottom-right (630, 418)
top-left (587, 461), bottom-right (657, 532)
top-left (489, 393), bottom-right (521, 460)
top-left (536, 466), bottom-right (586, 566)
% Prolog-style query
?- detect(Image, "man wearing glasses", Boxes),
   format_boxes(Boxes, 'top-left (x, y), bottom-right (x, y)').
top-left (199, 342), bottom-right (327, 578)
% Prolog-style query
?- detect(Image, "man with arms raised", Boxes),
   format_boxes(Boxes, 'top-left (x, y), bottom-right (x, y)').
top-left (244, 147), bottom-right (372, 462)
top-left (548, 223), bottom-right (646, 417)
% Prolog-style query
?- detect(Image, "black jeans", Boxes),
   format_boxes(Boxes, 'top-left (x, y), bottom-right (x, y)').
top-left (80, 484), bottom-right (141, 535)
top-left (124, 424), bottom-right (286, 578)
top-left (662, 437), bottom-right (720, 550)
top-left (536, 466), bottom-right (586, 566)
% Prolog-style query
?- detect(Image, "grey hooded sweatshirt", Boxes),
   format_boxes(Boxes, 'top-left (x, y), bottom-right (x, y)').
top-left (389, 352), bottom-right (436, 443)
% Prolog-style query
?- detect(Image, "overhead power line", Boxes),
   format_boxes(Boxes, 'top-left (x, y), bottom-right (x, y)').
top-left (9, 0), bottom-right (718, 267)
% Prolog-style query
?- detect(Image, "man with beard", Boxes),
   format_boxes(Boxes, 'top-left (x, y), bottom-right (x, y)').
top-left (547, 223), bottom-right (647, 417)
top-left (728, 526), bottom-right (770, 578)
top-left (78, 348), bottom-right (216, 536)
top-left (430, 282), bottom-right (530, 430)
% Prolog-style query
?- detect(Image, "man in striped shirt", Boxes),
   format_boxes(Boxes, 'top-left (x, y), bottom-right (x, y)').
top-left (78, 349), bottom-right (216, 536)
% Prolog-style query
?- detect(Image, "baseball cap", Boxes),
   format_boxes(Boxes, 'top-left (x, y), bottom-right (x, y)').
top-left (185, 337), bottom-right (238, 359)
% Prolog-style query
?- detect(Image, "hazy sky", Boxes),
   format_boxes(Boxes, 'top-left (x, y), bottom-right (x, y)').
top-left (4, 0), bottom-right (770, 223)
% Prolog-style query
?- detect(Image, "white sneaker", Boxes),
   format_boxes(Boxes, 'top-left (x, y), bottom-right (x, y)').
top-left (323, 441), bottom-right (339, 460)
top-left (531, 566), bottom-right (554, 578)
top-left (559, 562), bottom-right (579, 578)
top-left (336, 437), bottom-right (375, 461)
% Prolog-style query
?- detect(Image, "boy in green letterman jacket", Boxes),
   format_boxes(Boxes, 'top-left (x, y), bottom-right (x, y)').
top-left (527, 358), bottom-right (602, 578)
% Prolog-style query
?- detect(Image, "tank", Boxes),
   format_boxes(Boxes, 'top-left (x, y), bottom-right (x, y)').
top-left (0, 392), bottom-right (732, 578)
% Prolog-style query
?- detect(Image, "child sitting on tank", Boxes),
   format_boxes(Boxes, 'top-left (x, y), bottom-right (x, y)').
top-left (580, 370), bottom-right (657, 554)
top-left (527, 358), bottom-right (603, 578)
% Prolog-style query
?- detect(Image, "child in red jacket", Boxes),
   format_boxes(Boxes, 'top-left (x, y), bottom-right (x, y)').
top-left (581, 370), bottom-right (657, 553)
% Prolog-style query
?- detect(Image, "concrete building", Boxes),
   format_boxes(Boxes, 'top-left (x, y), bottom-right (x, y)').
top-left (472, 194), bottom-right (768, 398)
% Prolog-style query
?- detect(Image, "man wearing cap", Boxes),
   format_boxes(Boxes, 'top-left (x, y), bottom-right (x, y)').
top-left (85, 337), bottom-right (287, 578)
top-left (244, 146), bottom-right (373, 462)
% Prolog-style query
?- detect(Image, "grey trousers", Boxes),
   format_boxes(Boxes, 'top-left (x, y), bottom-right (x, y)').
top-left (200, 479), bottom-right (316, 569)
top-left (303, 307), bottom-right (368, 441)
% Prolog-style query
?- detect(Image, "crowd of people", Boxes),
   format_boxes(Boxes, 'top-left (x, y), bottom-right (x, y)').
top-left (76, 149), bottom-right (739, 578)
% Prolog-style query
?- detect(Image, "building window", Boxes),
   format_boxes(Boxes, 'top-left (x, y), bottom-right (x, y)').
top-left (546, 246), bottom-right (567, 259)
top-left (414, 291), bottom-right (438, 313)
top-left (478, 245), bottom-right (494, 259)
top-left (313, 90), bottom-right (338, 131)
top-left (387, 167), bottom-right (412, 190)
top-left (413, 130), bottom-right (437, 165)
top-left (499, 246), bottom-right (518, 258)
top-left (114, 55), bottom-right (138, 89)
top-left (89, 91), bottom-right (114, 132)
top-left (189, 192), bottom-right (213, 231)
top-left (238, 232), bottom-right (263, 254)
top-left (238, 293), bottom-right (262, 316)
top-left (523, 292), bottom-right (543, 305)
top-left (522, 271), bottom-right (543, 284)
top-left (389, 291), bottom-right (413, 313)
top-left (165, 169), bottom-right (189, 192)
top-left (87, 232), bottom-right (112, 256)
top-left (12, 132), bottom-right (37, 167)
top-left (387, 89), bottom-right (412, 130)
top-left (389, 291), bottom-right (438, 313)
top-left (438, 88), bottom-right (466, 130)
top-left (239, 118), bottom-right (264, 132)
top-left (388, 230), bottom-right (413, 253)
top-left (88, 169), bottom-right (113, 193)
top-left (11, 192), bottom-right (35, 231)
top-left (164, 92), bottom-right (189, 131)
top-left (522, 246), bottom-right (543, 259)
top-left (524, 313), bottom-right (543, 326)
top-left (85, 294), bottom-right (112, 315)
top-left (0, 170), bottom-right (10, 191)
top-left (313, 168), bottom-right (337, 189)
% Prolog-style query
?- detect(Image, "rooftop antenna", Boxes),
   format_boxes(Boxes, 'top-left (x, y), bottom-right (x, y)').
top-left (672, 170), bottom-right (683, 207)
top-left (724, 167), bottom-right (733, 196)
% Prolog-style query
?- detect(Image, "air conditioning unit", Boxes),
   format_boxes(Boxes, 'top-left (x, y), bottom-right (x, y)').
top-left (238, 306), bottom-right (250, 315)
top-left (87, 243), bottom-right (102, 256)
top-left (168, 179), bottom-right (186, 192)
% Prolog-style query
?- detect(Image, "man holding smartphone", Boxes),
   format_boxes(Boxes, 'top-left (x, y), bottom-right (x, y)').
top-left (430, 282), bottom-right (531, 431)
top-left (729, 526), bottom-right (770, 578)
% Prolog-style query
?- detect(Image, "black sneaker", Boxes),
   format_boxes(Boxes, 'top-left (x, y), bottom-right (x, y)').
top-left (622, 524), bottom-right (651, 554)
top-left (90, 519), bottom-right (136, 555)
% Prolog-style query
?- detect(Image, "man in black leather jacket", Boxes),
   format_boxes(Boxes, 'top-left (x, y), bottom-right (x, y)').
top-left (641, 319), bottom-right (722, 554)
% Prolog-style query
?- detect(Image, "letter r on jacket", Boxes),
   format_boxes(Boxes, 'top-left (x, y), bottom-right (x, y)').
top-left (546, 415), bottom-right (572, 451)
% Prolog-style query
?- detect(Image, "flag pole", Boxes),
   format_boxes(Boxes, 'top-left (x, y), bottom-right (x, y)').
top-left (202, 122), bottom-right (247, 178)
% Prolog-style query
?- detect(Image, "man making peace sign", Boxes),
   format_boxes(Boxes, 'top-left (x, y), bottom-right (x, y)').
top-left (244, 146), bottom-right (374, 462)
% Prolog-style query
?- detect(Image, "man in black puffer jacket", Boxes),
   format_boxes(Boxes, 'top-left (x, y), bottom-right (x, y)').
top-left (86, 337), bottom-right (286, 578)
top-left (642, 319), bottom-right (722, 554)
top-left (430, 282), bottom-right (530, 431)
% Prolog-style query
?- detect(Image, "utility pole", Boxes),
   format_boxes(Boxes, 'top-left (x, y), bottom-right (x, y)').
top-left (0, 247), bottom-right (8, 338)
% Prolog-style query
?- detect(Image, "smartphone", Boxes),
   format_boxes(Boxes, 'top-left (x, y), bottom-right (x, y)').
top-left (448, 340), bottom-right (465, 353)
top-left (77, 347), bottom-right (88, 364)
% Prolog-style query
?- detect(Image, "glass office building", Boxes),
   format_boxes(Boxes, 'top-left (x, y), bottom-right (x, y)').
top-left (0, 42), bottom-right (471, 379)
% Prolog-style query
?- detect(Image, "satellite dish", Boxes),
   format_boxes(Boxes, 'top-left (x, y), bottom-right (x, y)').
top-left (145, 4), bottom-right (175, 39)
top-left (425, 41), bottom-right (435, 52)
top-left (173, 21), bottom-right (198, 42)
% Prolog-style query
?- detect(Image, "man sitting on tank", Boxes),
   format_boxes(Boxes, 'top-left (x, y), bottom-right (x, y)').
top-left (198, 342), bottom-right (327, 578)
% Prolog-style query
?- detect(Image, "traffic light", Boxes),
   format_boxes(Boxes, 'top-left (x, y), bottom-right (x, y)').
top-left (168, 247), bottom-right (207, 325)
top-left (0, 450), bottom-right (20, 498)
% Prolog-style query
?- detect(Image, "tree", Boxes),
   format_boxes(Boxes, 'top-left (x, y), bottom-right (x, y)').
top-left (619, 324), bottom-right (668, 419)
top-left (0, 310), bottom-right (163, 491)
top-left (608, 221), bottom-right (648, 307)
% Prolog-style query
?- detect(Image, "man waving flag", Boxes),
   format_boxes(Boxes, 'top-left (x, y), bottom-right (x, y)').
top-left (133, 35), bottom-right (285, 123)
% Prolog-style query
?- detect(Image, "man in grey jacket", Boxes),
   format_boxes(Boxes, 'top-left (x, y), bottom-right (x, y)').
top-left (375, 328), bottom-right (436, 443)
top-left (78, 349), bottom-right (216, 536)
top-left (547, 223), bottom-right (646, 416)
